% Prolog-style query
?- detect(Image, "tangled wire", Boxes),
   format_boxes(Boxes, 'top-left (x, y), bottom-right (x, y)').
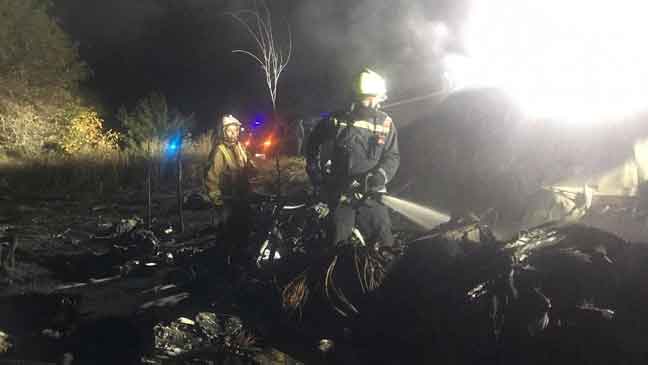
top-left (353, 246), bottom-right (388, 294)
top-left (281, 270), bottom-right (310, 317)
top-left (281, 245), bottom-right (389, 318)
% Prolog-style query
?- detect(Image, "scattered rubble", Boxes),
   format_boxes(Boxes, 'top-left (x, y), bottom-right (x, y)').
top-left (317, 338), bottom-right (334, 353)
top-left (148, 312), bottom-right (285, 364)
top-left (115, 216), bottom-right (144, 236)
top-left (0, 330), bottom-right (11, 353)
top-left (3, 188), bottom-right (648, 364)
top-left (269, 218), bottom-right (648, 363)
top-left (183, 192), bottom-right (212, 210)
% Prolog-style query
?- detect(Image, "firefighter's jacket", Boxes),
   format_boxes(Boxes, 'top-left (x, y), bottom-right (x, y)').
top-left (306, 104), bottom-right (400, 194)
top-left (205, 141), bottom-right (253, 206)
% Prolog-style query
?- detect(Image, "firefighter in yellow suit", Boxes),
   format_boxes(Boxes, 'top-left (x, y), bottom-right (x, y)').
top-left (205, 114), bottom-right (255, 261)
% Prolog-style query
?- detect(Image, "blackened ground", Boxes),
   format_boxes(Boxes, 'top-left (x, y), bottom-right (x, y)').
top-left (2, 155), bottom-right (648, 364)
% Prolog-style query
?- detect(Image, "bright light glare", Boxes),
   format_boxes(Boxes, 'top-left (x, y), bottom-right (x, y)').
top-left (445, 0), bottom-right (648, 121)
top-left (432, 22), bottom-right (449, 40)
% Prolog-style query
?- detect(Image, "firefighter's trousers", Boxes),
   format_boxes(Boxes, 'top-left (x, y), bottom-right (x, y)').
top-left (330, 198), bottom-right (394, 248)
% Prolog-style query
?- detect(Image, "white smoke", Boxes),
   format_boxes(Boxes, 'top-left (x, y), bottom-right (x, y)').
top-left (294, 0), bottom-right (467, 93)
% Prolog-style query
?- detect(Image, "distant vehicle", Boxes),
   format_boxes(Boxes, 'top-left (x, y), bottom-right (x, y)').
top-left (241, 114), bottom-right (326, 159)
top-left (241, 118), bottom-right (279, 160)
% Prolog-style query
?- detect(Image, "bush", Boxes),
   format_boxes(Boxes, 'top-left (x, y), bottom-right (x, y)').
top-left (0, 102), bottom-right (57, 157)
top-left (0, 0), bottom-right (87, 156)
top-left (117, 92), bottom-right (194, 151)
top-left (60, 108), bottom-right (120, 155)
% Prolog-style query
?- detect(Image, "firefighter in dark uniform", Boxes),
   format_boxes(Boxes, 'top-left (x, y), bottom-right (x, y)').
top-left (306, 68), bottom-right (399, 250)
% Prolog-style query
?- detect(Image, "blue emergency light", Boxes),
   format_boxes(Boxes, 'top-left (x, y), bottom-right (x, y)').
top-left (165, 133), bottom-right (183, 157)
top-left (252, 113), bottom-right (265, 129)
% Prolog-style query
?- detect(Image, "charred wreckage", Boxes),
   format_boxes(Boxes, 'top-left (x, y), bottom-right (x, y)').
top-left (0, 190), bottom-right (647, 364)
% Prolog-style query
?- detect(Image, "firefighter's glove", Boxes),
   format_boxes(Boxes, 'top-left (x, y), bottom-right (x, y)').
top-left (313, 202), bottom-right (330, 219)
top-left (366, 171), bottom-right (386, 193)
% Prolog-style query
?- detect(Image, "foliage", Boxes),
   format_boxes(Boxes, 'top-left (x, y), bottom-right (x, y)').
top-left (2, 132), bottom-right (304, 202)
top-left (0, 101), bottom-right (60, 156)
top-left (118, 92), bottom-right (194, 151)
top-left (0, 0), bottom-right (87, 155)
top-left (60, 108), bottom-right (120, 154)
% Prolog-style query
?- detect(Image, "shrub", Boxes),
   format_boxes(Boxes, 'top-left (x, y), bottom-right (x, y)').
top-left (0, 0), bottom-right (87, 156)
top-left (117, 92), bottom-right (194, 151)
top-left (60, 108), bottom-right (120, 155)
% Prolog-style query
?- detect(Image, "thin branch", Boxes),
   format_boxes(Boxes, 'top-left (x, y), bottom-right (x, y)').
top-left (226, 12), bottom-right (264, 51)
top-left (232, 50), bottom-right (265, 67)
top-left (227, 0), bottom-right (291, 111)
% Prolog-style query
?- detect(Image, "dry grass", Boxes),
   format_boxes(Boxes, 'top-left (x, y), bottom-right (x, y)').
top-left (1, 135), bottom-right (307, 199)
top-left (2, 136), bottom-right (208, 197)
top-left (252, 156), bottom-right (309, 196)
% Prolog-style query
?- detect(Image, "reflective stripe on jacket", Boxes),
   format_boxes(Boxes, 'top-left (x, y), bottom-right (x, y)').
top-left (306, 105), bottom-right (400, 192)
top-left (205, 141), bottom-right (251, 206)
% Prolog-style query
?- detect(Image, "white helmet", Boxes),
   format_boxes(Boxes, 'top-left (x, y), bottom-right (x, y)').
top-left (222, 114), bottom-right (242, 129)
top-left (221, 114), bottom-right (242, 143)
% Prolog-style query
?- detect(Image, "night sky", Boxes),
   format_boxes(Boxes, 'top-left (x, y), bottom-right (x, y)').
top-left (53, 0), bottom-right (467, 129)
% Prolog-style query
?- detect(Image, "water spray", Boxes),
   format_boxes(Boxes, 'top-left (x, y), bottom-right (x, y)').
top-left (380, 194), bottom-right (451, 230)
top-left (381, 87), bottom-right (449, 110)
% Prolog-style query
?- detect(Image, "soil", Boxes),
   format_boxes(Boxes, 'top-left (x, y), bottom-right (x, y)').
top-left (0, 158), bottom-right (319, 364)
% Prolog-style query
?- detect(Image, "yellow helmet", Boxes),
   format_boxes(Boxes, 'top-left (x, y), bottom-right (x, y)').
top-left (353, 68), bottom-right (387, 100)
